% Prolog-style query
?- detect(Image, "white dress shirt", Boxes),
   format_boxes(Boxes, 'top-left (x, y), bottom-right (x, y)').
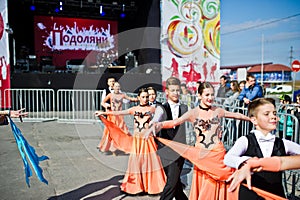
top-left (224, 130), bottom-right (300, 169)
top-left (168, 100), bottom-right (180, 119)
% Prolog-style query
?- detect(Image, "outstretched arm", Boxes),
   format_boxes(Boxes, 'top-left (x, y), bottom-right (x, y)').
top-left (156, 110), bottom-right (193, 130)
top-left (101, 93), bottom-right (111, 109)
top-left (95, 109), bottom-right (130, 117)
top-left (124, 94), bottom-right (138, 103)
top-left (223, 109), bottom-right (250, 121)
top-left (227, 155), bottom-right (300, 192)
top-left (0, 108), bottom-right (28, 118)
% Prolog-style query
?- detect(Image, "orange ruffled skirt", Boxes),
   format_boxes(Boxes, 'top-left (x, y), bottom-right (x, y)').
top-left (98, 115), bottom-right (129, 152)
top-left (156, 138), bottom-right (287, 200)
top-left (100, 116), bottom-right (166, 194)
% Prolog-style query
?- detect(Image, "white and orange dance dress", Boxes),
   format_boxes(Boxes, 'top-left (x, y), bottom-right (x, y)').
top-left (98, 92), bottom-right (130, 152)
top-left (156, 106), bottom-right (286, 200)
top-left (99, 104), bottom-right (166, 194)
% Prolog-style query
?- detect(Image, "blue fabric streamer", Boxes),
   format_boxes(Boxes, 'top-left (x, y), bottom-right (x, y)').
top-left (8, 117), bottom-right (49, 187)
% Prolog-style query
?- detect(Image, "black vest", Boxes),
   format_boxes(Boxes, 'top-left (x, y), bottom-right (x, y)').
top-left (156, 102), bottom-right (188, 160)
top-left (242, 133), bottom-right (286, 197)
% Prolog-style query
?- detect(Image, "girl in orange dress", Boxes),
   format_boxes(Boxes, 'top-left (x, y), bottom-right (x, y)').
top-left (98, 82), bottom-right (136, 154)
top-left (151, 82), bottom-right (286, 200)
top-left (95, 88), bottom-right (166, 195)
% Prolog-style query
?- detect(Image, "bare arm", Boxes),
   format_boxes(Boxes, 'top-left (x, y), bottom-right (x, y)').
top-left (101, 93), bottom-right (111, 109)
top-left (95, 108), bottom-right (130, 116)
top-left (156, 109), bottom-right (194, 130)
top-left (279, 155), bottom-right (300, 170)
top-left (124, 94), bottom-right (138, 102)
top-left (0, 108), bottom-right (28, 118)
top-left (223, 109), bottom-right (250, 121)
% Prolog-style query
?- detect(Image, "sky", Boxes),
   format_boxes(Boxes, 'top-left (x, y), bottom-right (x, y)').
top-left (220, 0), bottom-right (300, 79)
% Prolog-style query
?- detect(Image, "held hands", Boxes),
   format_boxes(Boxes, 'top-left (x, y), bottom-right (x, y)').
top-left (144, 121), bottom-right (163, 139)
top-left (227, 157), bottom-right (262, 192)
top-left (95, 111), bottom-right (106, 117)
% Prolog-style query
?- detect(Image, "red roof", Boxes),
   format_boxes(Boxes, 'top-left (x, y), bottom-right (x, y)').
top-left (220, 62), bottom-right (273, 70)
top-left (248, 64), bottom-right (292, 73)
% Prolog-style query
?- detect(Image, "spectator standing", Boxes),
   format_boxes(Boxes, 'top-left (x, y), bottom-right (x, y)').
top-left (238, 80), bottom-right (246, 91)
top-left (180, 83), bottom-right (193, 108)
top-left (293, 94), bottom-right (300, 140)
top-left (278, 94), bottom-right (293, 140)
top-left (238, 74), bottom-right (263, 106)
top-left (224, 80), bottom-right (241, 106)
top-left (216, 75), bottom-right (229, 100)
top-left (238, 74), bottom-right (263, 131)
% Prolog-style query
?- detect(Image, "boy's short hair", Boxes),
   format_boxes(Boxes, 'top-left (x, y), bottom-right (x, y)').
top-left (165, 77), bottom-right (181, 89)
top-left (147, 86), bottom-right (157, 95)
top-left (220, 75), bottom-right (227, 80)
top-left (248, 98), bottom-right (276, 117)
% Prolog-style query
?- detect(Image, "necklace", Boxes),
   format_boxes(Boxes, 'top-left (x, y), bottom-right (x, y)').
top-left (139, 103), bottom-right (148, 107)
top-left (199, 104), bottom-right (211, 111)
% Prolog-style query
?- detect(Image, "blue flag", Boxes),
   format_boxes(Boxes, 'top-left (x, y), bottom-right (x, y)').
top-left (9, 117), bottom-right (49, 187)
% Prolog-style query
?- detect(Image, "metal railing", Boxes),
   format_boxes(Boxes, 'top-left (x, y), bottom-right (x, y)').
top-left (3, 89), bottom-right (299, 144)
top-left (4, 88), bottom-right (55, 121)
top-left (2, 88), bottom-right (300, 197)
top-left (56, 89), bottom-right (103, 122)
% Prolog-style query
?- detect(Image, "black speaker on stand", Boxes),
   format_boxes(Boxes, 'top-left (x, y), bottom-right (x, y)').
top-left (125, 52), bottom-right (136, 72)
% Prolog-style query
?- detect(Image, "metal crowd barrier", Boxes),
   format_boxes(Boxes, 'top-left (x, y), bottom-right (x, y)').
top-left (56, 89), bottom-right (103, 123)
top-left (2, 89), bottom-right (300, 196)
top-left (2, 89), bottom-right (299, 145)
top-left (3, 88), bottom-right (55, 121)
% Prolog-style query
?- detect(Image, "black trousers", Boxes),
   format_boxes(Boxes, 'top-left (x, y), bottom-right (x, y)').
top-left (159, 157), bottom-right (188, 200)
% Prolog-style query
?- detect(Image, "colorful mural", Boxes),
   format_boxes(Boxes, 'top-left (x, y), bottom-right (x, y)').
top-left (0, 0), bottom-right (10, 108)
top-left (161, 0), bottom-right (220, 93)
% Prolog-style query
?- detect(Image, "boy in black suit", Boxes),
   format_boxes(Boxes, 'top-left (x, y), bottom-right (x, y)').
top-left (156, 77), bottom-right (188, 200)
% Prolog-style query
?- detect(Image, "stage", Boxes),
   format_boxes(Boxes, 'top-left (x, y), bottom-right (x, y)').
top-left (11, 70), bottom-right (163, 93)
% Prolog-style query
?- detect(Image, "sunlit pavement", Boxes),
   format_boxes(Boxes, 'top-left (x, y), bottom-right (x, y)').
top-left (0, 120), bottom-right (191, 200)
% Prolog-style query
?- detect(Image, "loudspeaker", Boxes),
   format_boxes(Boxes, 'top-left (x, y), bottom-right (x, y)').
top-left (125, 54), bottom-right (135, 72)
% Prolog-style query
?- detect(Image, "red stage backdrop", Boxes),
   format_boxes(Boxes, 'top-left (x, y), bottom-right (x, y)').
top-left (34, 16), bottom-right (118, 68)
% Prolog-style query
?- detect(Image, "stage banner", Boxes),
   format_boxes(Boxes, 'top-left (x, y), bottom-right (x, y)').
top-left (34, 16), bottom-right (118, 68)
top-left (161, 0), bottom-right (220, 93)
top-left (0, 0), bottom-right (11, 108)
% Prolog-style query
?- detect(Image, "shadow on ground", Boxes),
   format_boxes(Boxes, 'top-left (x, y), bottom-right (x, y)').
top-left (48, 175), bottom-right (124, 200)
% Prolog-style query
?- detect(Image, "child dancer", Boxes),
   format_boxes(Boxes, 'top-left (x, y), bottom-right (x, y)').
top-left (227, 155), bottom-right (300, 193)
top-left (224, 98), bottom-right (300, 199)
top-left (151, 82), bottom-right (250, 200)
top-left (95, 88), bottom-right (166, 195)
top-left (98, 82), bottom-right (136, 155)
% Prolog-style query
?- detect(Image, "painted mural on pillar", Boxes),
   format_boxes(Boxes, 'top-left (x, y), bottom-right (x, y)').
top-left (161, 0), bottom-right (220, 93)
top-left (0, 0), bottom-right (11, 108)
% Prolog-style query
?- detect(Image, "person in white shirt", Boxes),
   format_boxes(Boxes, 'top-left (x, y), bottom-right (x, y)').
top-left (101, 77), bottom-right (116, 111)
top-left (224, 98), bottom-right (300, 199)
top-left (227, 155), bottom-right (300, 193)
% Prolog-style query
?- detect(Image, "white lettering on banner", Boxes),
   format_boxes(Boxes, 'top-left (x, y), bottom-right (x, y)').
top-left (39, 22), bottom-right (115, 51)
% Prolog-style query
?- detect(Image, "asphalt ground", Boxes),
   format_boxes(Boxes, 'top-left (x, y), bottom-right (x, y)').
top-left (1, 119), bottom-right (298, 200)
top-left (0, 119), bottom-right (184, 200)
